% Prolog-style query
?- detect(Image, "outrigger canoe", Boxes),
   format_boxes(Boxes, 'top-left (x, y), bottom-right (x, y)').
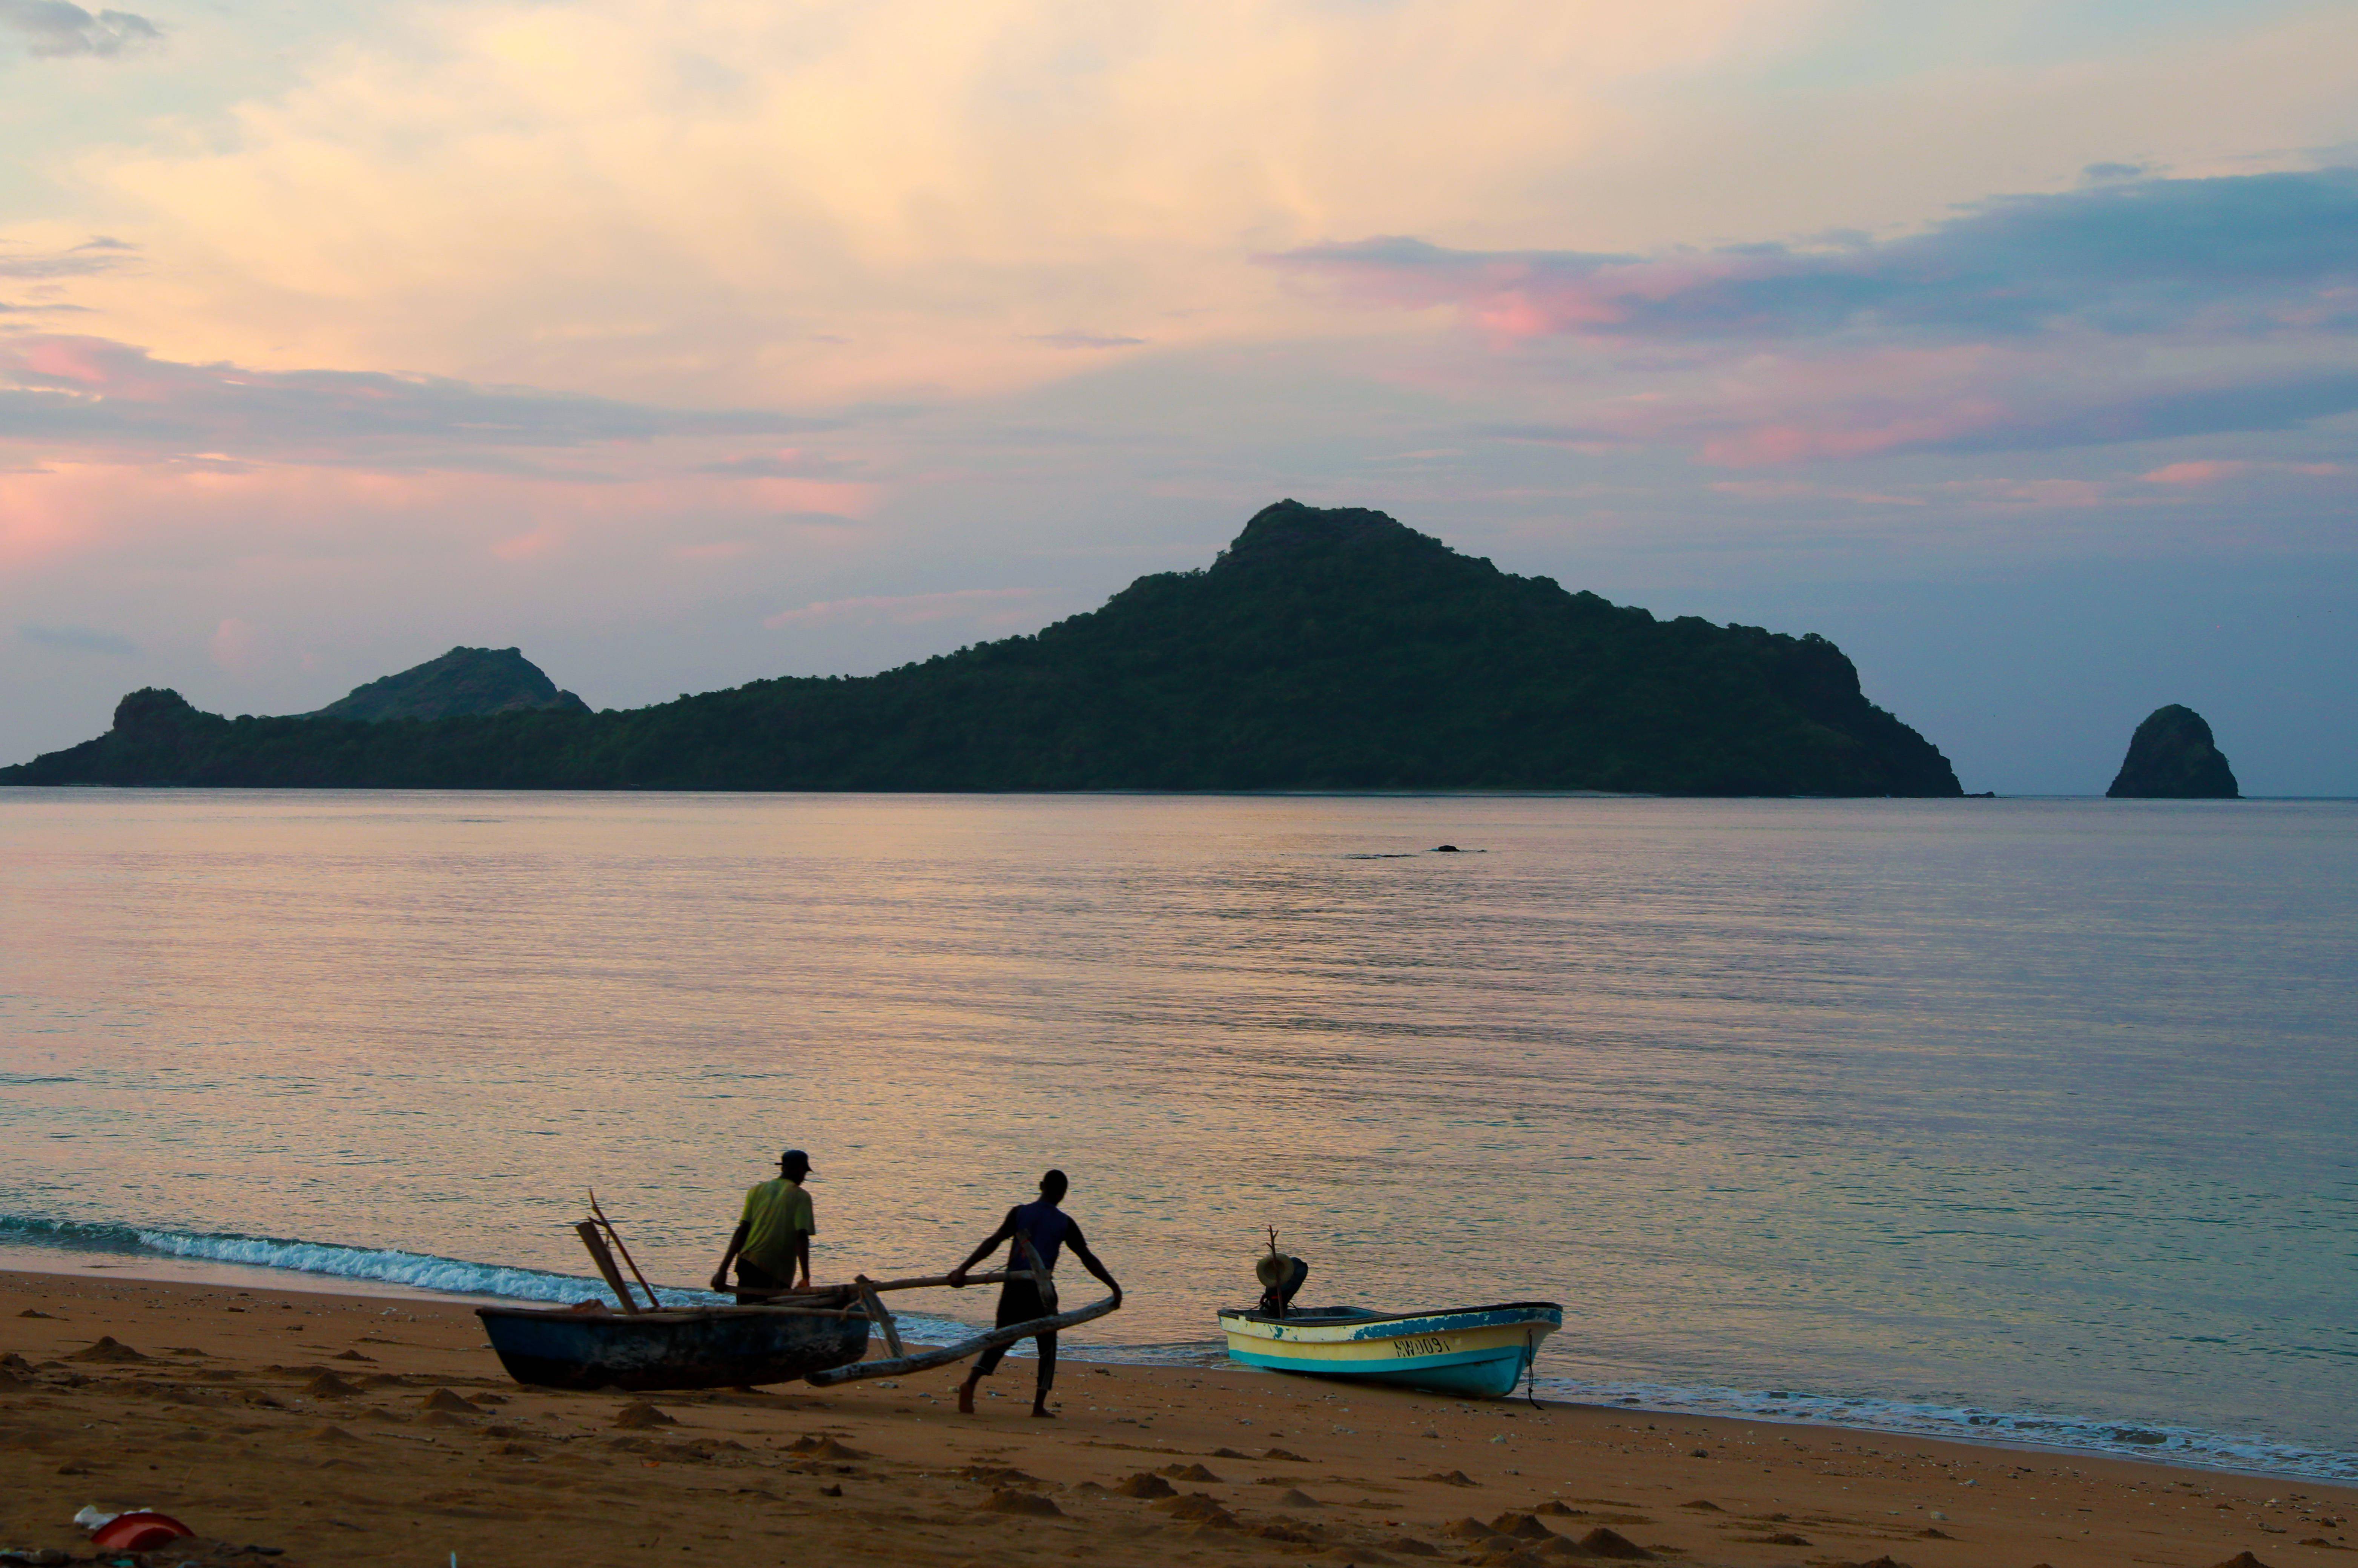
top-left (478, 1294), bottom-right (869, 1392)
top-left (478, 1207), bottom-right (1118, 1393)
top-left (1218, 1301), bottom-right (1562, 1398)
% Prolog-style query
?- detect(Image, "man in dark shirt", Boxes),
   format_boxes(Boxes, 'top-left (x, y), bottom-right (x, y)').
top-left (946, 1168), bottom-right (1121, 1418)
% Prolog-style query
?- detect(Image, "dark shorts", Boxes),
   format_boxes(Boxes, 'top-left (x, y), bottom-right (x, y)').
top-left (734, 1259), bottom-right (786, 1304)
top-left (972, 1280), bottom-right (1058, 1385)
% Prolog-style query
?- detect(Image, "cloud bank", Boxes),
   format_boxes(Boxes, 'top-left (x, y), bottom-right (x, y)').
top-left (0, 0), bottom-right (158, 58)
top-left (1277, 169), bottom-right (2358, 463)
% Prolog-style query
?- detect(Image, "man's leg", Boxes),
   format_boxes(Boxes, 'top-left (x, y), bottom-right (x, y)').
top-left (1030, 1329), bottom-right (1058, 1417)
top-left (958, 1342), bottom-right (1007, 1415)
top-left (959, 1281), bottom-right (1040, 1415)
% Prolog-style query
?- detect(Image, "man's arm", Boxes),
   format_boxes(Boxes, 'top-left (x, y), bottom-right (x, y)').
top-left (709, 1220), bottom-right (751, 1292)
top-left (789, 1229), bottom-right (812, 1290)
top-left (1065, 1224), bottom-right (1122, 1305)
top-left (944, 1209), bottom-right (1018, 1287)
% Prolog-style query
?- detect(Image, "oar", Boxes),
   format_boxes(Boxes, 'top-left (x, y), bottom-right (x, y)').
top-left (587, 1189), bottom-right (660, 1311)
top-left (572, 1222), bottom-right (640, 1315)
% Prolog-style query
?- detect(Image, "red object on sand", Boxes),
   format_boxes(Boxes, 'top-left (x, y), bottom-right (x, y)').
top-left (91, 1512), bottom-right (195, 1551)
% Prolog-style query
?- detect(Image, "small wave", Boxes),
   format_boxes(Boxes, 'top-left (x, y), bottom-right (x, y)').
top-left (0, 1212), bottom-right (1001, 1339)
top-left (1531, 1373), bottom-right (2358, 1483)
top-left (0, 1213), bottom-right (706, 1307)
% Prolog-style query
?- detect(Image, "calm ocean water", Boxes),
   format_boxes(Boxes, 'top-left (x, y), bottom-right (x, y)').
top-left (2, 790), bottom-right (2351, 1477)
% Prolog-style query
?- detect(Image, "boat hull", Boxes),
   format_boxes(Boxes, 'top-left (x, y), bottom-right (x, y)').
top-left (476, 1306), bottom-right (870, 1392)
top-left (1218, 1301), bottom-right (1561, 1399)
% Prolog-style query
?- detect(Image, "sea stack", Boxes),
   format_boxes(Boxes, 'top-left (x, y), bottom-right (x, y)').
top-left (2106, 705), bottom-right (2239, 799)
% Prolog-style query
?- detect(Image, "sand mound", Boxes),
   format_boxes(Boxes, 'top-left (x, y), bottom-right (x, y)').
top-left (1443, 1518), bottom-right (1500, 1540)
top-left (331, 1349), bottom-right (374, 1362)
top-left (1263, 1446), bottom-right (1311, 1462)
top-left (306, 1424), bottom-right (360, 1442)
top-left (956, 1464), bottom-right (1039, 1486)
top-left (304, 1370), bottom-right (361, 1398)
top-left (1490, 1512), bottom-right (1555, 1539)
top-left (1577, 1527), bottom-right (1652, 1559)
top-left (1156, 1462), bottom-right (1221, 1482)
top-left (69, 1336), bottom-right (149, 1363)
top-left (1422, 1470), bottom-right (1477, 1487)
top-left (1154, 1494), bottom-right (1239, 1528)
top-left (1276, 1489), bottom-right (1321, 1508)
top-left (419, 1387), bottom-right (481, 1414)
top-left (1533, 1502), bottom-right (1582, 1516)
top-left (614, 1402), bottom-right (677, 1428)
top-left (979, 1489), bottom-right (1062, 1517)
top-left (1114, 1473), bottom-right (1176, 1499)
top-left (788, 1435), bottom-right (864, 1459)
top-left (1678, 1499), bottom-right (1722, 1511)
top-left (2209, 1557), bottom-right (2272, 1568)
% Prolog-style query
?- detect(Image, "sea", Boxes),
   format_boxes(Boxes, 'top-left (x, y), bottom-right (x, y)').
top-left (2, 790), bottom-right (2351, 1481)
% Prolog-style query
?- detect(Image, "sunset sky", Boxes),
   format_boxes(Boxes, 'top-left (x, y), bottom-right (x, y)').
top-left (4, 0), bottom-right (2353, 792)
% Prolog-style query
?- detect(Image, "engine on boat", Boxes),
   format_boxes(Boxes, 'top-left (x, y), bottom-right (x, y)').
top-left (1254, 1250), bottom-right (1309, 1318)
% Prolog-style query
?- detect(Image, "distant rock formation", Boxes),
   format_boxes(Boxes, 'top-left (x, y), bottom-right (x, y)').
top-left (311, 647), bottom-right (588, 721)
top-left (2107, 705), bottom-right (2240, 798)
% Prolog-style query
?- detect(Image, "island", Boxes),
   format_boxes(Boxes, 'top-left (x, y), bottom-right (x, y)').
top-left (2, 501), bottom-right (1962, 796)
top-left (2107, 704), bottom-right (2240, 799)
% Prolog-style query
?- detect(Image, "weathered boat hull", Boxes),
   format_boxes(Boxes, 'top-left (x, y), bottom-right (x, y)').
top-left (476, 1305), bottom-right (870, 1392)
top-left (1218, 1301), bottom-right (1561, 1399)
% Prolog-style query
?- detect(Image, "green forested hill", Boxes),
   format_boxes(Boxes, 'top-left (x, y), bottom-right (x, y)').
top-left (311, 645), bottom-right (590, 721)
top-left (1, 501), bottom-right (1960, 795)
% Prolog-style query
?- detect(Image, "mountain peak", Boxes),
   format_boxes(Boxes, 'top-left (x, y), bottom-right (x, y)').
top-left (312, 646), bottom-right (588, 722)
top-left (1212, 500), bottom-right (1439, 572)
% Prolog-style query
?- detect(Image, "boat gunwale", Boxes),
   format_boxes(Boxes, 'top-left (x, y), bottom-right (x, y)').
top-left (476, 1303), bottom-right (866, 1327)
top-left (1217, 1300), bottom-right (1562, 1332)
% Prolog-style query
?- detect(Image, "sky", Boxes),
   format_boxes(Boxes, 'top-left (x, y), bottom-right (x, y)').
top-left (2, 0), bottom-right (2353, 794)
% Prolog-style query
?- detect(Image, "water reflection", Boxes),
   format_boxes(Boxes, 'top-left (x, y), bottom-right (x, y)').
top-left (0, 790), bottom-right (2352, 1457)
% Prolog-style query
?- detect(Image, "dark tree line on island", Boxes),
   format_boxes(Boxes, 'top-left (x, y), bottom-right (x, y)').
top-left (3, 502), bottom-right (1965, 796)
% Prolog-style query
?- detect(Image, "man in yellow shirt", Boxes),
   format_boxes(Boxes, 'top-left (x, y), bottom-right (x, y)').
top-left (709, 1149), bottom-right (815, 1302)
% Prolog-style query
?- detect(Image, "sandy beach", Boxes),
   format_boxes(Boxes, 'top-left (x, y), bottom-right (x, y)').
top-left (2, 1270), bottom-right (2349, 1568)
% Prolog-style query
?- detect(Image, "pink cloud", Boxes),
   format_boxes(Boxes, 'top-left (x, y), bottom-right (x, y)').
top-left (2141, 459), bottom-right (2250, 485)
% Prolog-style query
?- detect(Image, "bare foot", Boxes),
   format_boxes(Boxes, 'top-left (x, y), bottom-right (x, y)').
top-left (956, 1379), bottom-right (976, 1415)
top-left (1031, 1404), bottom-right (1056, 1419)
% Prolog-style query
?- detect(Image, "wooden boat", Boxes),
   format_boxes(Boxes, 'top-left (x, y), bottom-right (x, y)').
top-left (477, 1211), bottom-right (1121, 1393)
top-left (1218, 1301), bottom-right (1563, 1398)
top-left (477, 1293), bottom-right (869, 1392)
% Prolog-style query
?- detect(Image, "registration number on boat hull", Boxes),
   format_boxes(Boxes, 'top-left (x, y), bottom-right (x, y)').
top-left (1392, 1333), bottom-right (1454, 1358)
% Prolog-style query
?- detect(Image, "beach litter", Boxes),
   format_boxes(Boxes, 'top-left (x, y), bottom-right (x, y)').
top-left (74, 1506), bottom-right (194, 1552)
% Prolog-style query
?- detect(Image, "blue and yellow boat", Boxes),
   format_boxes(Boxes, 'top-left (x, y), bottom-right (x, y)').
top-left (1218, 1300), bottom-right (1562, 1398)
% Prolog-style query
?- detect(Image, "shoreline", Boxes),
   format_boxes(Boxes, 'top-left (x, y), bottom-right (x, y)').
top-left (4, 1246), bottom-right (2344, 1489)
top-left (4, 1267), bottom-right (2351, 1568)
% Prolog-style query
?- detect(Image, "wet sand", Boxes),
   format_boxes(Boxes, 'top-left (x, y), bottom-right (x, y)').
top-left (3, 1270), bottom-right (2350, 1567)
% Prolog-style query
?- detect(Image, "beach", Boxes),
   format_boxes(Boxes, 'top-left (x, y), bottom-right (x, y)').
top-left (4, 1270), bottom-right (2347, 1568)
